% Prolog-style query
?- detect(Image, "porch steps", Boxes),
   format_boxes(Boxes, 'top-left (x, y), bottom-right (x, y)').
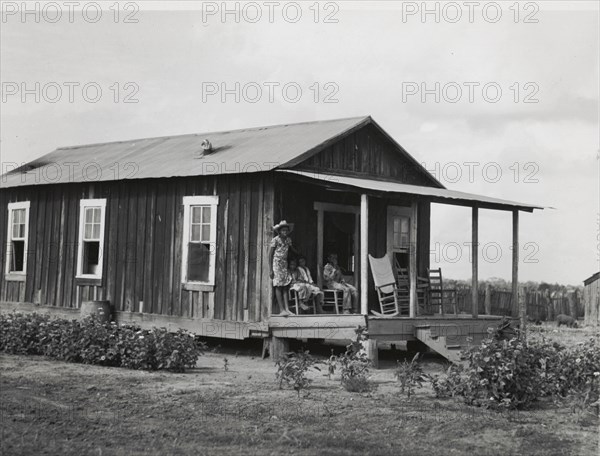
top-left (414, 324), bottom-right (485, 364)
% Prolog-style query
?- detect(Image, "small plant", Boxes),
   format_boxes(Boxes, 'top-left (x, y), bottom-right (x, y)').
top-left (337, 326), bottom-right (371, 393)
top-left (223, 357), bottom-right (229, 372)
top-left (327, 349), bottom-right (337, 379)
top-left (395, 353), bottom-right (428, 399)
top-left (275, 350), bottom-right (320, 397)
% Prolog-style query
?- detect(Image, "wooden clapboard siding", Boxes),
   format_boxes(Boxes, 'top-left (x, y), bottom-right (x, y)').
top-left (294, 123), bottom-right (436, 187)
top-left (260, 175), bottom-right (275, 321)
top-left (63, 187), bottom-right (78, 307)
top-left (124, 183), bottom-right (138, 312)
top-left (172, 180), bottom-right (184, 318)
top-left (116, 182), bottom-right (130, 312)
top-left (142, 183), bottom-right (156, 313)
top-left (214, 176), bottom-right (229, 321)
top-left (153, 180), bottom-right (167, 315)
top-left (47, 190), bottom-right (58, 305)
top-left (0, 173), bottom-right (276, 327)
top-left (134, 182), bottom-right (148, 313)
top-left (225, 176), bottom-right (241, 321)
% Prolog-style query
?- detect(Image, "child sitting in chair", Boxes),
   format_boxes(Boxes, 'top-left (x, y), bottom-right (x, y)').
top-left (289, 258), bottom-right (324, 313)
top-left (323, 253), bottom-right (358, 314)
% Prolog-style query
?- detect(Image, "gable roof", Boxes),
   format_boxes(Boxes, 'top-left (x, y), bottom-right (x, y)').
top-left (0, 116), bottom-right (442, 189)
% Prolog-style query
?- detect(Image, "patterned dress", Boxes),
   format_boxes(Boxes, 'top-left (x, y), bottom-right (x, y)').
top-left (270, 236), bottom-right (292, 287)
top-left (290, 267), bottom-right (323, 302)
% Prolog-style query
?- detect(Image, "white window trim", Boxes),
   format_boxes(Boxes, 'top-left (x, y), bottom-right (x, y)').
top-left (76, 198), bottom-right (107, 280)
top-left (5, 201), bottom-right (30, 277)
top-left (182, 195), bottom-right (219, 286)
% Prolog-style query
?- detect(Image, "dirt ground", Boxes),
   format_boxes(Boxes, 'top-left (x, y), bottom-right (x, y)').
top-left (1, 323), bottom-right (598, 456)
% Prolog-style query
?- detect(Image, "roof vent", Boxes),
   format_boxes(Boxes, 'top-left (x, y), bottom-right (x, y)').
top-left (201, 139), bottom-right (213, 154)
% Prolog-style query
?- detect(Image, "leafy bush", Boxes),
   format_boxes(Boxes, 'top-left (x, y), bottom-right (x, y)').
top-left (395, 353), bottom-right (428, 399)
top-left (336, 326), bottom-right (371, 393)
top-left (275, 350), bottom-right (320, 397)
top-left (0, 312), bottom-right (205, 372)
top-left (430, 329), bottom-right (600, 410)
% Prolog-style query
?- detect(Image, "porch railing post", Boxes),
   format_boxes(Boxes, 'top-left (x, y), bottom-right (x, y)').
top-left (360, 194), bottom-right (369, 315)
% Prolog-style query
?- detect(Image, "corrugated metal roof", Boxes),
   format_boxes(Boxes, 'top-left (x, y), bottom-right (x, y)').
top-left (280, 170), bottom-right (547, 212)
top-left (1, 116), bottom-right (374, 188)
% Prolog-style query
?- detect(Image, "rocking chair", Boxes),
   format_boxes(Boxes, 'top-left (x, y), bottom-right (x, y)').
top-left (368, 254), bottom-right (408, 317)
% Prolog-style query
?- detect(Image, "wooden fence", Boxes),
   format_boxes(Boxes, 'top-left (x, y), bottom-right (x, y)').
top-left (451, 286), bottom-right (584, 321)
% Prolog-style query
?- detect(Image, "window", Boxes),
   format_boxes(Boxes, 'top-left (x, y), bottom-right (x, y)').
top-left (5, 201), bottom-right (30, 278)
top-left (182, 195), bottom-right (219, 286)
top-left (76, 199), bottom-right (106, 280)
top-left (392, 216), bottom-right (410, 251)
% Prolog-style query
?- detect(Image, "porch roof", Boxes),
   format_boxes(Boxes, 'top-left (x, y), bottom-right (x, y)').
top-left (280, 170), bottom-right (547, 212)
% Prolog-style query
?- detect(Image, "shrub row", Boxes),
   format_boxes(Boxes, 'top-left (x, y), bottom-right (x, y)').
top-left (431, 332), bottom-right (600, 410)
top-left (0, 312), bottom-right (205, 372)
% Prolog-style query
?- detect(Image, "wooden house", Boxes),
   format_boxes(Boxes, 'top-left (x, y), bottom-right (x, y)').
top-left (0, 116), bottom-right (544, 362)
top-left (583, 272), bottom-right (600, 326)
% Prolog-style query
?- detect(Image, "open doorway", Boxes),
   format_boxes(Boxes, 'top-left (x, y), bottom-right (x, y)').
top-left (323, 211), bottom-right (356, 277)
top-left (314, 202), bottom-right (360, 288)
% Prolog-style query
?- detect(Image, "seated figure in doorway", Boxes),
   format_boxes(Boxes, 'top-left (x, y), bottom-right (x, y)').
top-left (289, 257), bottom-right (324, 313)
top-left (323, 253), bottom-right (358, 314)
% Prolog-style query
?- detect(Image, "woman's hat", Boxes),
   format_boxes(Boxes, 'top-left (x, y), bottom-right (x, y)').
top-left (273, 220), bottom-right (294, 234)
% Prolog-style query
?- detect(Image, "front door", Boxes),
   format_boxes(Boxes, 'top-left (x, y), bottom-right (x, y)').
top-left (387, 206), bottom-right (412, 277)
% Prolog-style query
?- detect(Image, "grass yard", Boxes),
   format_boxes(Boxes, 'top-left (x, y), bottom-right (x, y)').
top-left (1, 323), bottom-right (598, 456)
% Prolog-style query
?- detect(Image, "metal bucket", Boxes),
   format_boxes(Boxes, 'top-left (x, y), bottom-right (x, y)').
top-left (80, 300), bottom-right (112, 323)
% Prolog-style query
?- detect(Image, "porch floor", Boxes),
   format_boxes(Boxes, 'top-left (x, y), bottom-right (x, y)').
top-left (268, 313), bottom-right (512, 342)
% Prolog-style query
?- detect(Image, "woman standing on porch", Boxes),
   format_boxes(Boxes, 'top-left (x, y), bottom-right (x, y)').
top-left (269, 221), bottom-right (298, 316)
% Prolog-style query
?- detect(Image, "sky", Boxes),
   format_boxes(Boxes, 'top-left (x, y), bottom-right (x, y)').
top-left (1, 1), bottom-right (598, 285)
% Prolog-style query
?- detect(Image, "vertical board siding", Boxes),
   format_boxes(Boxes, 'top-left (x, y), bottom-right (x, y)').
top-left (294, 123), bottom-right (438, 187)
top-left (0, 174), bottom-right (275, 325)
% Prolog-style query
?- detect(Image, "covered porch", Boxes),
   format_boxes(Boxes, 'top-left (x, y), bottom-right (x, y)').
top-left (268, 169), bottom-right (543, 361)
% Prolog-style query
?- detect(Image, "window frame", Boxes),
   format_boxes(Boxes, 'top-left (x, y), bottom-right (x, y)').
top-left (181, 195), bottom-right (219, 288)
top-left (76, 198), bottom-right (107, 281)
top-left (4, 201), bottom-right (30, 280)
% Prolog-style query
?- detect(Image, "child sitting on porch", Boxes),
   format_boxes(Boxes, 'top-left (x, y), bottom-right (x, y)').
top-left (269, 220), bottom-right (299, 316)
top-left (323, 253), bottom-right (358, 314)
top-left (289, 257), bottom-right (324, 313)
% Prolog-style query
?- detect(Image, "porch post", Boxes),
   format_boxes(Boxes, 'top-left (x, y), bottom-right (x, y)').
top-left (472, 206), bottom-right (479, 318)
top-left (409, 202), bottom-right (418, 318)
top-left (512, 210), bottom-right (524, 331)
top-left (316, 209), bottom-right (324, 287)
top-left (360, 194), bottom-right (369, 315)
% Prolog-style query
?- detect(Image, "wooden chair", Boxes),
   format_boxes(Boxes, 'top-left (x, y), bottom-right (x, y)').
top-left (427, 268), bottom-right (457, 315)
top-left (317, 264), bottom-right (343, 314)
top-left (288, 288), bottom-right (316, 315)
top-left (394, 259), bottom-right (428, 312)
top-left (368, 254), bottom-right (407, 317)
top-left (321, 289), bottom-right (342, 314)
